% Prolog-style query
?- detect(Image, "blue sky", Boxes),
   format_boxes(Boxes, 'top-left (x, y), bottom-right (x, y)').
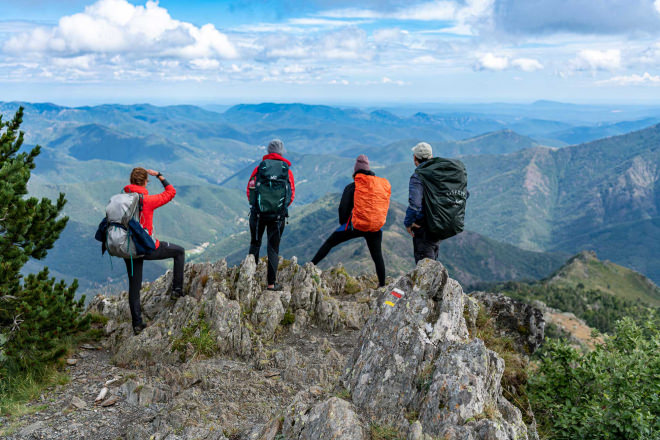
top-left (2, 0), bottom-right (660, 105)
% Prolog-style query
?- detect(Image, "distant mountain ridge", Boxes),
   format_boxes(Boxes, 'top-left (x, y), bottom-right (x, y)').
top-left (546, 250), bottom-right (660, 306)
top-left (5, 101), bottom-right (660, 293)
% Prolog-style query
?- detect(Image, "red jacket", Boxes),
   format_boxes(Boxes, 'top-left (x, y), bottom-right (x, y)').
top-left (123, 183), bottom-right (176, 248)
top-left (246, 153), bottom-right (295, 204)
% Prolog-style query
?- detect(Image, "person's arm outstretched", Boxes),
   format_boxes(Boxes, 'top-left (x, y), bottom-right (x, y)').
top-left (144, 169), bottom-right (176, 208)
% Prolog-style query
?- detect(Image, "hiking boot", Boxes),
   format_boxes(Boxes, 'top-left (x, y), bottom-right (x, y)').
top-left (266, 283), bottom-right (283, 291)
top-left (170, 288), bottom-right (183, 301)
top-left (133, 323), bottom-right (147, 335)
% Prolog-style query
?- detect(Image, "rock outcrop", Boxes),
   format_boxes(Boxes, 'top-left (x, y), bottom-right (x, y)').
top-left (8, 257), bottom-right (539, 439)
top-left (343, 260), bottom-right (530, 439)
top-left (470, 291), bottom-right (545, 354)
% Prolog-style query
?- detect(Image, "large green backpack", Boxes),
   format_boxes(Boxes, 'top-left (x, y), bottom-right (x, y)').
top-left (415, 157), bottom-right (469, 241)
top-left (252, 159), bottom-right (291, 219)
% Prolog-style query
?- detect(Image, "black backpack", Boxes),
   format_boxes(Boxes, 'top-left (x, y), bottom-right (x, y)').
top-left (252, 159), bottom-right (291, 219)
top-left (415, 157), bottom-right (469, 241)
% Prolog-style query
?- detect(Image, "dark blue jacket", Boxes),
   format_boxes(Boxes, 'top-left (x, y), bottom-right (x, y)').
top-left (404, 171), bottom-right (424, 227)
top-left (95, 218), bottom-right (156, 256)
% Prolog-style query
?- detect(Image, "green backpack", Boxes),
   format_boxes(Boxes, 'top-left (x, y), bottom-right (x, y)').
top-left (415, 157), bottom-right (469, 241)
top-left (252, 159), bottom-right (291, 219)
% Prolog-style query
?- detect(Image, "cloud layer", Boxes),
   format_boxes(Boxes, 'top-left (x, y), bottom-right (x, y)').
top-left (2, 0), bottom-right (660, 100)
top-left (6, 0), bottom-right (237, 59)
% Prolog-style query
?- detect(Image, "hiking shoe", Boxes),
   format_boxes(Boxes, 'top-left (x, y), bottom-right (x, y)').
top-left (133, 323), bottom-right (147, 335)
top-left (170, 288), bottom-right (183, 301)
top-left (266, 283), bottom-right (283, 291)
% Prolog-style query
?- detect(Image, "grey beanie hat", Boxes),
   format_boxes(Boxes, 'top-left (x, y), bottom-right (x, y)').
top-left (354, 154), bottom-right (370, 173)
top-left (412, 142), bottom-right (432, 160)
top-left (267, 139), bottom-right (284, 154)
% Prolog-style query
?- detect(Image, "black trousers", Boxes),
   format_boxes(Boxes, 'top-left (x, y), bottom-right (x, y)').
top-left (311, 228), bottom-right (386, 287)
top-left (124, 241), bottom-right (185, 327)
top-left (249, 212), bottom-right (286, 285)
top-left (412, 227), bottom-right (440, 264)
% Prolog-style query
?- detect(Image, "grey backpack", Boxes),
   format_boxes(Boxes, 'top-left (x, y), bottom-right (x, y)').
top-left (105, 193), bottom-right (143, 259)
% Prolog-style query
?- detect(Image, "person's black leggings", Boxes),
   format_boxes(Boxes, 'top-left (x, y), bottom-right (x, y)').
top-left (248, 213), bottom-right (286, 285)
top-left (312, 228), bottom-right (386, 287)
top-left (124, 241), bottom-right (185, 327)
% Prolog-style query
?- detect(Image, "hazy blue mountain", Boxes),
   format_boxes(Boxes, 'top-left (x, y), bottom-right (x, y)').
top-left (7, 101), bottom-right (660, 290)
top-left (549, 118), bottom-right (660, 145)
top-left (339, 130), bottom-right (541, 164)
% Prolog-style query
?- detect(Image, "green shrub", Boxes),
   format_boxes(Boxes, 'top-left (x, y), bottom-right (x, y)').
top-left (492, 282), bottom-right (658, 335)
top-left (369, 424), bottom-right (403, 440)
top-left (529, 317), bottom-right (659, 439)
top-left (171, 311), bottom-right (218, 362)
top-left (280, 310), bottom-right (295, 326)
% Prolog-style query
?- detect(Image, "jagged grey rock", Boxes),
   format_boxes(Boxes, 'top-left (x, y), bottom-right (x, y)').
top-left (470, 291), bottom-right (545, 355)
top-left (56, 257), bottom-right (537, 440)
top-left (343, 259), bottom-right (531, 440)
top-left (282, 397), bottom-right (367, 440)
top-left (252, 290), bottom-right (285, 339)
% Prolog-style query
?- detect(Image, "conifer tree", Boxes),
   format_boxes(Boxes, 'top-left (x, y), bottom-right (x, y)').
top-left (0, 107), bottom-right (88, 376)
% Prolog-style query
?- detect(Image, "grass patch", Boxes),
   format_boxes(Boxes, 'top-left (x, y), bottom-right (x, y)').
top-left (334, 387), bottom-right (351, 400)
top-left (280, 310), bottom-right (295, 326)
top-left (370, 424), bottom-right (403, 440)
top-left (0, 366), bottom-right (69, 419)
top-left (404, 409), bottom-right (419, 423)
top-left (171, 310), bottom-right (218, 362)
top-left (87, 313), bottom-right (108, 325)
top-left (473, 304), bottom-right (532, 424)
top-left (415, 362), bottom-right (435, 393)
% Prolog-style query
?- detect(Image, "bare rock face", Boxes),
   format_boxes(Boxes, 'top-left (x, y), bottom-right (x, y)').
top-left (343, 259), bottom-right (531, 440)
top-left (75, 257), bottom-right (538, 440)
top-left (87, 256), bottom-right (371, 369)
top-left (282, 397), bottom-right (368, 440)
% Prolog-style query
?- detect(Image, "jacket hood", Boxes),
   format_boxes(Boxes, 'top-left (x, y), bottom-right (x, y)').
top-left (262, 153), bottom-right (291, 166)
top-left (124, 184), bottom-right (149, 195)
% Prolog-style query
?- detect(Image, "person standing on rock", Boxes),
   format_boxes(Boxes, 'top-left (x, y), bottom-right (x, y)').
top-left (247, 139), bottom-right (295, 291)
top-left (404, 142), bottom-right (469, 264)
top-left (310, 155), bottom-right (390, 287)
top-left (405, 142), bottom-right (440, 263)
top-left (124, 167), bottom-right (185, 335)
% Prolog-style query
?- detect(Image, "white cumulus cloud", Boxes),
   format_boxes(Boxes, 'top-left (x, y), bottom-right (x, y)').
top-left (476, 53), bottom-right (509, 70)
top-left (4, 0), bottom-right (237, 59)
top-left (599, 72), bottom-right (660, 85)
top-left (571, 49), bottom-right (621, 71)
top-left (511, 58), bottom-right (544, 72)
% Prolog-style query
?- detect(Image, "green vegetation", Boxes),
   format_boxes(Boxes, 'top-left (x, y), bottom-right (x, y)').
top-left (369, 424), bottom-right (403, 440)
top-left (530, 318), bottom-right (659, 439)
top-left (493, 281), bottom-right (658, 335)
top-left (547, 251), bottom-right (660, 306)
top-left (171, 311), bottom-right (218, 362)
top-left (0, 107), bottom-right (89, 413)
top-left (280, 310), bottom-right (295, 326)
top-left (470, 304), bottom-right (532, 423)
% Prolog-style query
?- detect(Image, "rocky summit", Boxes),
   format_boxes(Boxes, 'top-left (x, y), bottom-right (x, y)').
top-left (5, 257), bottom-right (542, 440)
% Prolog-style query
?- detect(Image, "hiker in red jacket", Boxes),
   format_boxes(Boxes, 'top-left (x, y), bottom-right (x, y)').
top-left (124, 167), bottom-right (185, 335)
top-left (246, 139), bottom-right (295, 290)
